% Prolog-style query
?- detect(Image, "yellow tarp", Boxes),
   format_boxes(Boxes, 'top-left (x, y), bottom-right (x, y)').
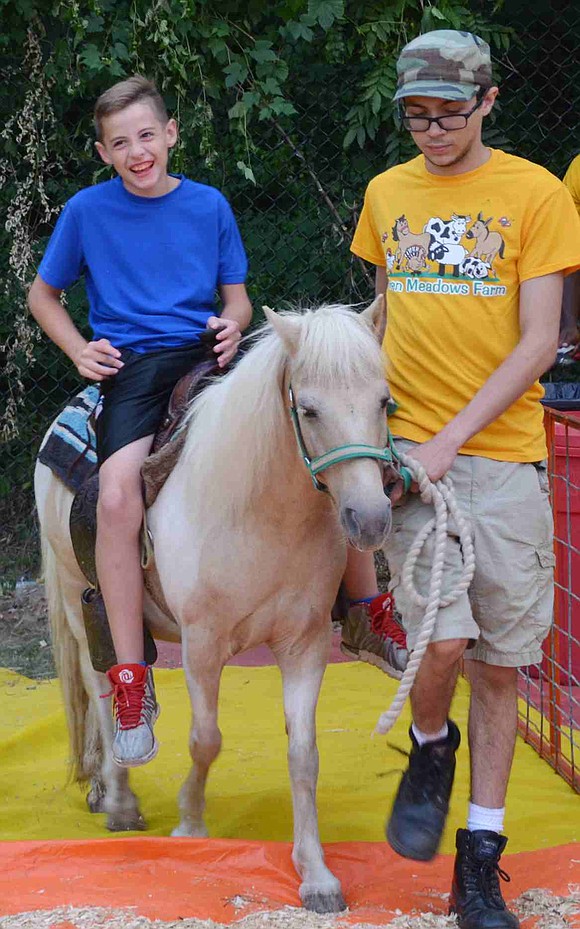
top-left (0, 665), bottom-right (577, 850)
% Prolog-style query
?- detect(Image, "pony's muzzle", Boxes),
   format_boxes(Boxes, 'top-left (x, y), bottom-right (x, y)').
top-left (340, 500), bottom-right (392, 551)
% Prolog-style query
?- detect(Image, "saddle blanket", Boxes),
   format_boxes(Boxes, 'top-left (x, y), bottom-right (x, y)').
top-left (37, 385), bottom-right (100, 494)
top-left (38, 357), bottom-right (218, 511)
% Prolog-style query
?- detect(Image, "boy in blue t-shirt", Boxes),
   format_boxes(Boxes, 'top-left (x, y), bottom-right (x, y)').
top-left (29, 76), bottom-right (252, 768)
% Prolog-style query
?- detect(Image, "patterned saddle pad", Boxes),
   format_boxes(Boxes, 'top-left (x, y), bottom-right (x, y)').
top-left (39, 360), bottom-right (220, 586)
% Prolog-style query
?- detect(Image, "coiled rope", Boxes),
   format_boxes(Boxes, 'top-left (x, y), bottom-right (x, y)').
top-left (374, 451), bottom-right (475, 735)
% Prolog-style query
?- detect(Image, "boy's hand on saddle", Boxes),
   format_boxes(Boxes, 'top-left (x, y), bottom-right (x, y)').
top-left (206, 316), bottom-right (242, 368)
top-left (76, 339), bottom-right (124, 381)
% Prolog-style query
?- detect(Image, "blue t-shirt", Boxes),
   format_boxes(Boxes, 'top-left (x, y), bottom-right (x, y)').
top-left (38, 175), bottom-right (248, 352)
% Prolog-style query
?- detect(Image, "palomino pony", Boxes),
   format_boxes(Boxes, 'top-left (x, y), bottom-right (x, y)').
top-left (35, 299), bottom-right (395, 913)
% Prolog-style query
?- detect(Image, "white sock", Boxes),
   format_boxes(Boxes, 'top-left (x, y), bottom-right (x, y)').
top-left (412, 721), bottom-right (448, 746)
top-left (467, 802), bottom-right (505, 834)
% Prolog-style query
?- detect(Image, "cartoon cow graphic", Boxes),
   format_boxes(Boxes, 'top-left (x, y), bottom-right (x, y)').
top-left (466, 213), bottom-right (505, 274)
top-left (459, 256), bottom-right (491, 279)
top-left (391, 216), bottom-right (431, 275)
top-left (424, 213), bottom-right (471, 277)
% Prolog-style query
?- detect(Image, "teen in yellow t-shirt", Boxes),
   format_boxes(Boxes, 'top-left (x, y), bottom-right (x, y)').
top-left (352, 148), bottom-right (580, 460)
top-left (340, 29), bottom-right (580, 927)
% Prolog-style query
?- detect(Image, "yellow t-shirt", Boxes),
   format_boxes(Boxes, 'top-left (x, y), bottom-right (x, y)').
top-left (563, 153), bottom-right (580, 219)
top-left (351, 149), bottom-right (580, 461)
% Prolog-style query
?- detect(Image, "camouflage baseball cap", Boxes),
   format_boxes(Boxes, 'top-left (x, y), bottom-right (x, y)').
top-left (393, 29), bottom-right (492, 102)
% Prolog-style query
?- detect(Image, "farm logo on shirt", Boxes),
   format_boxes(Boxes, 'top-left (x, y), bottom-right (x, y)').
top-left (386, 211), bottom-right (508, 297)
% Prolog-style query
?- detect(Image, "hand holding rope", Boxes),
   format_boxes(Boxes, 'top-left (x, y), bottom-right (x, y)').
top-left (375, 452), bottom-right (475, 735)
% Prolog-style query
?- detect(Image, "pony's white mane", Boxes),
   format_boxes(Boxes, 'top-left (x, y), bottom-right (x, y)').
top-left (180, 304), bottom-right (384, 525)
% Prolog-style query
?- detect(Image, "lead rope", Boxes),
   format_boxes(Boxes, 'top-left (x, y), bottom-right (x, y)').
top-left (374, 451), bottom-right (476, 735)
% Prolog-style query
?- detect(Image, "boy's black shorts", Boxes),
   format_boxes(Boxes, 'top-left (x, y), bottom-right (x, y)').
top-left (96, 342), bottom-right (206, 465)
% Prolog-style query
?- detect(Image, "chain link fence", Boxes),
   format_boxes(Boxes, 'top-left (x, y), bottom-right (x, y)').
top-left (495, 0), bottom-right (579, 177)
top-left (1, 3), bottom-right (579, 571)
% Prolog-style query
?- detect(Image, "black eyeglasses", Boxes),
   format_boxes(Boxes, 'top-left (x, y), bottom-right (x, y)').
top-left (402, 95), bottom-right (484, 132)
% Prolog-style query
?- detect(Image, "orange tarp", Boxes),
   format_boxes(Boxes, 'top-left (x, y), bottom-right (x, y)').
top-left (0, 838), bottom-right (577, 923)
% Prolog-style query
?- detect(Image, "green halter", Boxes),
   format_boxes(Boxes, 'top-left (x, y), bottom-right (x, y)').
top-left (288, 385), bottom-right (412, 495)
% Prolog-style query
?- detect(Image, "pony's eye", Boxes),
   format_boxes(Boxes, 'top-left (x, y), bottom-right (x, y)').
top-left (380, 396), bottom-right (389, 410)
top-left (301, 407), bottom-right (318, 419)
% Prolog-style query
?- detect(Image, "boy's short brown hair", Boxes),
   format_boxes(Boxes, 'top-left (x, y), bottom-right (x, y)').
top-left (94, 76), bottom-right (168, 141)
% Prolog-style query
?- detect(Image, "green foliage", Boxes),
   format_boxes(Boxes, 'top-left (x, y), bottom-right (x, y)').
top-left (0, 1), bottom-right (513, 193)
top-left (1, 0), bottom-right (578, 572)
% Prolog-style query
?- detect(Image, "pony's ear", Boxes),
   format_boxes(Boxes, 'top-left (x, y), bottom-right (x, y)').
top-left (262, 305), bottom-right (302, 355)
top-left (360, 294), bottom-right (386, 342)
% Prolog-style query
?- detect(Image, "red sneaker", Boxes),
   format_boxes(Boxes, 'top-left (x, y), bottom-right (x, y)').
top-left (340, 593), bottom-right (408, 679)
top-left (106, 663), bottom-right (160, 767)
top-left (369, 593), bottom-right (408, 647)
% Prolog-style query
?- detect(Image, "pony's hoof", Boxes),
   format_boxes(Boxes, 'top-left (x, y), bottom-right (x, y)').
top-left (301, 890), bottom-right (347, 914)
top-left (107, 811), bottom-right (147, 832)
top-left (171, 822), bottom-right (208, 838)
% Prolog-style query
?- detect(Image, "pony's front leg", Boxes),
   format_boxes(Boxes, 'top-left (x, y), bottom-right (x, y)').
top-left (172, 626), bottom-right (223, 838)
top-left (276, 636), bottom-right (346, 914)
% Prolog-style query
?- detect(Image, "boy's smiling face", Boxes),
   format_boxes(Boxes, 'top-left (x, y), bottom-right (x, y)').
top-left (96, 101), bottom-right (178, 197)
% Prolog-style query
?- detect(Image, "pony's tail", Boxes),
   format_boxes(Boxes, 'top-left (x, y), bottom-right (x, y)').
top-left (42, 532), bottom-right (93, 784)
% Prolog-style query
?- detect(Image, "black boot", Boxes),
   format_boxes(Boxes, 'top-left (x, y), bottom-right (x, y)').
top-left (386, 719), bottom-right (460, 860)
top-left (449, 829), bottom-right (520, 929)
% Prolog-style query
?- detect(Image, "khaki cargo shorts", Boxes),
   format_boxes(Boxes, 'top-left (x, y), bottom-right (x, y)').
top-left (385, 440), bottom-right (555, 667)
